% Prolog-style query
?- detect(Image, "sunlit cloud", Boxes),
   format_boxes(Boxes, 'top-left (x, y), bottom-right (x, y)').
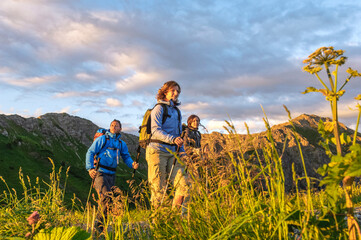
top-left (122, 125), bottom-right (138, 134)
top-left (50, 22), bottom-right (106, 49)
top-left (75, 73), bottom-right (96, 81)
top-left (54, 91), bottom-right (105, 98)
top-left (3, 76), bottom-right (56, 87)
top-left (57, 106), bottom-right (80, 115)
top-left (106, 51), bottom-right (142, 75)
top-left (0, 0), bottom-right (360, 134)
top-left (115, 71), bottom-right (163, 92)
top-left (182, 102), bottom-right (210, 111)
top-left (205, 120), bottom-right (227, 133)
top-left (106, 98), bottom-right (123, 107)
top-left (34, 108), bottom-right (42, 117)
top-left (59, 106), bottom-right (71, 113)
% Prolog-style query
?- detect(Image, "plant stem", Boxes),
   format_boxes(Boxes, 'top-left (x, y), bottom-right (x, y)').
top-left (325, 64), bottom-right (335, 91)
top-left (353, 105), bottom-right (361, 146)
top-left (331, 97), bottom-right (342, 155)
top-left (315, 73), bottom-right (330, 91)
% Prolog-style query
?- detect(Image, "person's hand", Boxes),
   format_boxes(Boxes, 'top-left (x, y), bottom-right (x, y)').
top-left (174, 136), bottom-right (184, 147)
top-left (88, 169), bottom-right (97, 179)
top-left (132, 162), bottom-right (139, 170)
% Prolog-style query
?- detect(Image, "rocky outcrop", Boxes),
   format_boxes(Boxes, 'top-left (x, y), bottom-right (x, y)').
top-left (201, 114), bottom-right (361, 191)
top-left (1, 112), bottom-right (359, 192)
top-left (0, 113), bottom-right (141, 202)
top-left (0, 113), bottom-right (138, 155)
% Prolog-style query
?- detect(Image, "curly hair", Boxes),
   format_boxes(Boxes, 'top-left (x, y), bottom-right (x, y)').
top-left (156, 81), bottom-right (181, 104)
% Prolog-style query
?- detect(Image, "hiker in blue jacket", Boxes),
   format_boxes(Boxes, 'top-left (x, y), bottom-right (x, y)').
top-left (86, 119), bottom-right (138, 231)
top-left (146, 81), bottom-right (190, 212)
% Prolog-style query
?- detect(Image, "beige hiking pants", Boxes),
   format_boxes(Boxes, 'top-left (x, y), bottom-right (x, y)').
top-left (146, 147), bottom-right (190, 208)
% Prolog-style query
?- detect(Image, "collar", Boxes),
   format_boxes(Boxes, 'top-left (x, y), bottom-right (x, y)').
top-left (188, 126), bottom-right (198, 131)
top-left (157, 100), bottom-right (173, 106)
top-left (106, 132), bottom-right (122, 139)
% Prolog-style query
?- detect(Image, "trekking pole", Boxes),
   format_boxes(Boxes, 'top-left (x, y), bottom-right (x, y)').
top-left (83, 159), bottom-right (99, 222)
top-left (132, 146), bottom-right (141, 178)
top-left (160, 147), bottom-right (180, 207)
top-left (160, 132), bottom-right (185, 207)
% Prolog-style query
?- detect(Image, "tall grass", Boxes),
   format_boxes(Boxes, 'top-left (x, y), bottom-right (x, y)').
top-left (0, 158), bottom-right (88, 238)
top-left (1, 112), bottom-right (360, 239)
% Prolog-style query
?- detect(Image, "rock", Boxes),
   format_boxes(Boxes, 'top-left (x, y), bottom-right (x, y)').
top-left (1, 129), bottom-right (8, 137)
top-left (0, 113), bottom-right (139, 157)
top-left (1, 112), bottom-right (359, 192)
top-left (201, 114), bottom-right (361, 191)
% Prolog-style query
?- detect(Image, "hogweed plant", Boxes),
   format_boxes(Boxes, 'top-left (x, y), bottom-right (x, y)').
top-left (303, 46), bottom-right (361, 240)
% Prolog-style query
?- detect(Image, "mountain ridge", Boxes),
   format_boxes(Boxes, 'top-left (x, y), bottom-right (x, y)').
top-left (0, 112), bottom-right (141, 203)
top-left (0, 112), bottom-right (359, 201)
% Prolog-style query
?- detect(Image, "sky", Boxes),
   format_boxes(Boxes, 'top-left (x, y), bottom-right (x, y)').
top-left (0, 0), bottom-right (361, 135)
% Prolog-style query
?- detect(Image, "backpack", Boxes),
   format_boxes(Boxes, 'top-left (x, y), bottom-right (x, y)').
top-left (93, 128), bottom-right (107, 141)
top-left (138, 103), bottom-right (181, 149)
top-left (92, 128), bottom-right (122, 172)
top-left (182, 123), bottom-right (188, 133)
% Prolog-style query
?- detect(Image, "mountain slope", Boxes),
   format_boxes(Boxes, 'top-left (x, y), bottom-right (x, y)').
top-left (0, 113), bottom-right (143, 204)
top-left (201, 114), bottom-right (361, 191)
top-left (1, 112), bottom-right (359, 203)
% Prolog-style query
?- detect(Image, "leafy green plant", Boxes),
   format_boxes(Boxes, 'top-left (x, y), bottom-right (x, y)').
top-left (303, 46), bottom-right (361, 239)
top-left (33, 226), bottom-right (91, 240)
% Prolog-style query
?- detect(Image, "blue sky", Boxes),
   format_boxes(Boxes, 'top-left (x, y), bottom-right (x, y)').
top-left (0, 0), bottom-right (360, 135)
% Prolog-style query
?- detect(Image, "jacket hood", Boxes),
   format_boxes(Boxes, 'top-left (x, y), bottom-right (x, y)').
top-left (157, 99), bottom-right (170, 105)
top-left (106, 131), bottom-right (122, 140)
top-left (157, 99), bottom-right (180, 106)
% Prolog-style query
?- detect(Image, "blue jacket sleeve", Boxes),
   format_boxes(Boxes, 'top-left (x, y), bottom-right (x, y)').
top-left (120, 140), bottom-right (134, 169)
top-left (151, 104), bottom-right (176, 144)
top-left (85, 136), bottom-right (106, 171)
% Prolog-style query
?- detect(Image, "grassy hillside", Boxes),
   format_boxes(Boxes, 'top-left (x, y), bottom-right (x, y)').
top-left (0, 114), bottom-right (146, 206)
top-left (2, 116), bottom-right (361, 239)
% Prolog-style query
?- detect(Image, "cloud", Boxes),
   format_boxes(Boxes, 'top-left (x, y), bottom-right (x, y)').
top-left (51, 22), bottom-right (106, 50)
top-left (54, 90), bottom-right (106, 98)
top-left (95, 108), bottom-right (112, 114)
top-left (106, 98), bottom-right (123, 107)
top-left (59, 106), bottom-right (71, 113)
top-left (57, 106), bottom-right (80, 115)
top-left (75, 73), bottom-right (96, 81)
top-left (115, 71), bottom-right (163, 92)
top-left (34, 108), bottom-right (42, 117)
top-left (2, 75), bottom-right (57, 88)
top-left (0, 0), bottom-right (361, 134)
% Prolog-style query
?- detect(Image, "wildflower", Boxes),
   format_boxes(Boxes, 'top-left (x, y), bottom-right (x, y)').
top-left (347, 68), bottom-right (361, 78)
top-left (27, 211), bottom-right (40, 225)
top-left (303, 46), bottom-right (346, 71)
